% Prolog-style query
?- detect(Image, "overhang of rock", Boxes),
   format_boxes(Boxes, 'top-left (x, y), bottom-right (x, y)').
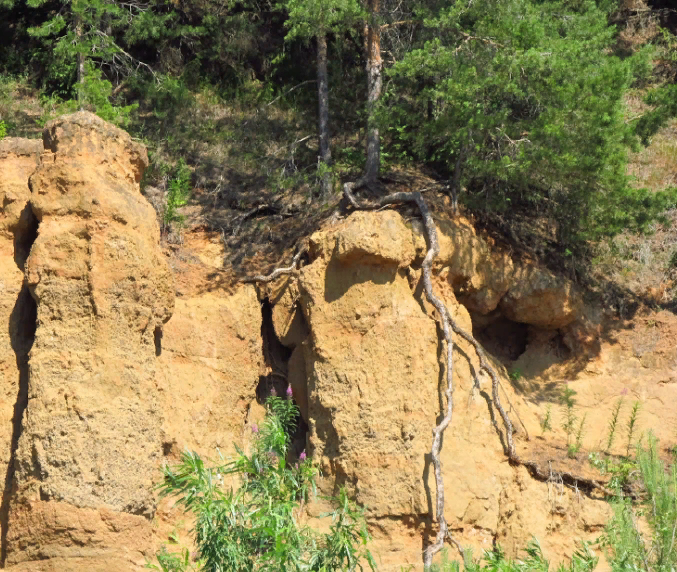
top-left (285, 210), bottom-right (609, 570)
top-left (499, 265), bottom-right (584, 329)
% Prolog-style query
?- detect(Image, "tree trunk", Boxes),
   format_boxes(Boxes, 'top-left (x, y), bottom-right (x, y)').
top-left (316, 32), bottom-right (332, 196)
top-left (364, 0), bottom-right (382, 183)
top-left (450, 145), bottom-right (464, 214)
top-left (76, 14), bottom-right (85, 111)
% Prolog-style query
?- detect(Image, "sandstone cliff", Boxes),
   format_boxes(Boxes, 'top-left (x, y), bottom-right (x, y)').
top-left (0, 113), bottom-right (675, 571)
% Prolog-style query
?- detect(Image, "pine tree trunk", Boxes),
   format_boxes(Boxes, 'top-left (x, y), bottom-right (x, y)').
top-left (316, 32), bottom-right (332, 196)
top-left (364, 0), bottom-right (382, 183)
top-left (76, 14), bottom-right (85, 111)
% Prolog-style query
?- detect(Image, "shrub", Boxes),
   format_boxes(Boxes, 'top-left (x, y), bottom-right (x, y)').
top-left (425, 538), bottom-right (597, 572)
top-left (0, 119), bottom-right (6, 139)
top-left (540, 405), bottom-right (553, 436)
top-left (560, 387), bottom-right (580, 456)
top-left (163, 159), bottom-right (193, 232)
top-left (36, 65), bottom-right (138, 128)
top-left (605, 398), bottom-right (624, 454)
top-left (150, 391), bottom-right (376, 571)
top-left (602, 434), bottom-right (677, 571)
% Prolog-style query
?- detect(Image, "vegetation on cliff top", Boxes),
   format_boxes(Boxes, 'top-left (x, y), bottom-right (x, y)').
top-left (0, 0), bottom-right (675, 266)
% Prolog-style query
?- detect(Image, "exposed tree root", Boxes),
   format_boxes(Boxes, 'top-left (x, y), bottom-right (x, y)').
top-left (517, 458), bottom-right (614, 498)
top-left (343, 181), bottom-right (519, 567)
top-left (240, 182), bottom-right (610, 567)
top-left (240, 243), bottom-right (308, 284)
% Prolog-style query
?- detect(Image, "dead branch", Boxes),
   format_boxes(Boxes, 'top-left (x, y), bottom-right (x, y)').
top-left (379, 19), bottom-right (416, 30)
top-left (240, 243), bottom-right (309, 284)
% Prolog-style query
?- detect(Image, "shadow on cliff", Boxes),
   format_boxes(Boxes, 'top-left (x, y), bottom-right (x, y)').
top-left (323, 254), bottom-right (399, 304)
top-left (2, 285), bottom-right (36, 565)
top-left (2, 204), bottom-right (39, 565)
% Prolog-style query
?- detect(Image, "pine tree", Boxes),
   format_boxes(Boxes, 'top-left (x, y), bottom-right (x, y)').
top-left (281, 0), bottom-right (364, 196)
top-left (24, 0), bottom-right (155, 116)
top-left (381, 0), bottom-right (677, 247)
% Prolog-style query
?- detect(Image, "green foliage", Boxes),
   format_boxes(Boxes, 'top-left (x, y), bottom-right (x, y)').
top-left (635, 84), bottom-right (677, 146)
top-left (0, 119), bottom-right (6, 139)
top-left (589, 452), bottom-right (637, 492)
top-left (37, 64), bottom-right (138, 127)
top-left (540, 405), bottom-right (552, 436)
top-left (281, 0), bottom-right (364, 41)
top-left (163, 159), bottom-right (193, 231)
top-left (146, 546), bottom-right (202, 572)
top-left (25, 0), bottom-right (122, 95)
top-left (560, 387), bottom-right (578, 448)
top-left (509, 369), bottom-right (523, 382)
top-left (426, 538), bottom-right (597, 572)
top-left (626, 401), bottom-right (641, 458)
top-left (632, 26), bottom-right (677, 144)
top-left (152, 393), bottom-right (376, 571)
top-left (589, 398), bottom-right (646, 491)
top-left (601, 434), bottom-right (677, 571)
top-left (605, 398), bottom-right (624, 453)
top-left (569, 414), bottom-right (587, 459)
top-left (381, 0), bottom-right (667, 248)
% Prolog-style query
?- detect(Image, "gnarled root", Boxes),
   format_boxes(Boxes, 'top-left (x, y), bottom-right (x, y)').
top-left (343, 181), bottom-right (517, 567)
top-left (240, 243), bottom-right (309, 284)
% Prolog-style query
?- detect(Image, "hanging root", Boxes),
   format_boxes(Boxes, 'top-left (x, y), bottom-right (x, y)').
top-left (240, 242), bottom-right (309, 284)
top-left (238, 181), bottom-right (602, 568)
top-left (343, 181), bottom-right (518, 567)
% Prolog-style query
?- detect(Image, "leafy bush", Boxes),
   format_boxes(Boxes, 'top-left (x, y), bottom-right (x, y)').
top-left (150, 391), bottom-right (376, 571)
top-left (37, 65), bottom-right (138, 128)
top-left (0, 119), bottom-right (6, 139)
top-left (588, 453), bottom-right (638, 492)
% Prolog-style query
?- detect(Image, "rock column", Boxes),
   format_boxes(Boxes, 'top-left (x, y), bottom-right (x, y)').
top-left (5, 112), bottom-right (174, 570)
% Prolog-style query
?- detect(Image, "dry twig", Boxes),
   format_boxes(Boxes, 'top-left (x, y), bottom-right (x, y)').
top-left (240, 243), bottom-right (309, 284)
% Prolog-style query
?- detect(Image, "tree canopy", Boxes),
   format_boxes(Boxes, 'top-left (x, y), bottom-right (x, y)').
top-left (0, 0), bottom-right (675, 252)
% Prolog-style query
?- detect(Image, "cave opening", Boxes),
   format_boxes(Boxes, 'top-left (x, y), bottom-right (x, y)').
top-left (255, 298), bottom-right (309, 460)
top-left (13, 203), bottom-right (39, 271)
top-left (471, 311), bottom-right (529, 365)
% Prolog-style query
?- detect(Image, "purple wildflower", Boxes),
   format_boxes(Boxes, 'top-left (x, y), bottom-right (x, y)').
top-left (270, 387), bottom-right (277, 397)
top-left (286, 385), bottom-right (293, 398)
top-left (299, 450), bottom-right (307, 462)
top-left (251, 423), bottom-right (259, 433)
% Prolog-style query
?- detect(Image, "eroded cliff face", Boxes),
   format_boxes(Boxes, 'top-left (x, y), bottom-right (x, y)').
top-left (266, 211), bottom-right (611, 570)
top-left (0, 113), bottom-right (265, 571)
top-left (0, 137), bottom-right (42, 569)
top-left (0, 113), bottom-right (675, 571)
